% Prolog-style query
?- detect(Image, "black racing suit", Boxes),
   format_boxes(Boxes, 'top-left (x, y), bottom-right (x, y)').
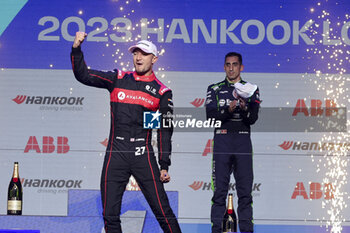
top-left (205, 78), bottom-right (260, 233)
top-left (71, 46), bottom-right (181, 233)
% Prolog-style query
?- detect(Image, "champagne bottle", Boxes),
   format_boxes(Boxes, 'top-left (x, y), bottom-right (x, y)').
top-left (222, 193), bottom-right (237, 233)
top-left (7, 162), bottom-right (22, 215)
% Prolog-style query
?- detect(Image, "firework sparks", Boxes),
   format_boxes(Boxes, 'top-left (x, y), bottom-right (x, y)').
top-left (305, 1), bottom-right (349, 232)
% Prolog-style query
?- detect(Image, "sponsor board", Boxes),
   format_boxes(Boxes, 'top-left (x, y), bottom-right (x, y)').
top-left (0, 1), bottom-right (349, 73)
top-left (0, 0), bottom-right (349, 229)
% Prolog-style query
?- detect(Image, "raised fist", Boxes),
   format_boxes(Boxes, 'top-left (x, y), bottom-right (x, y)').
top-left (73, 31), bottom-right (87, 48)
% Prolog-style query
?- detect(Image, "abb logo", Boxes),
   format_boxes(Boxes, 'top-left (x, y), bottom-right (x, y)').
top-left (291, 182), bottom-right (334, 200)
top-left (190, 98), bottom-right (205, 108)
top-left (24, 136), bottom-right (70, 153)
top-left (293, 99), bottom-right (337, 116)
top-left (202, 139), bottom-right (213, 156)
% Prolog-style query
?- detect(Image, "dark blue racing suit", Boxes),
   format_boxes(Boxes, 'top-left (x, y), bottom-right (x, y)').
top-left (205, 78), bottom-right (260, 233)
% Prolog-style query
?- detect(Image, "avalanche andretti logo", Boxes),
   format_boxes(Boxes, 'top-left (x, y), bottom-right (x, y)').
top-left (13, 95), bottom-right (27, 104)
top-left (117, 91), bottom-right (126, 100)
top-left (111, 88), bottom-right (159, 111)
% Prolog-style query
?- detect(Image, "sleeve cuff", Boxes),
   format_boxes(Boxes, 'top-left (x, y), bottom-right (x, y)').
top-left (71, 46), bottom-right (82, 54)
top-left (160, 163), bottom-right (169, 171)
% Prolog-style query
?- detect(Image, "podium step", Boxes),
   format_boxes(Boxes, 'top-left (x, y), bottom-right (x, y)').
top-left (0, 189), bottom-right (178, 233)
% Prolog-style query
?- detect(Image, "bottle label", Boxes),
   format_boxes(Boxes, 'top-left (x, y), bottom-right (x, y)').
top-left (7, 200), bottom-right (22, 211)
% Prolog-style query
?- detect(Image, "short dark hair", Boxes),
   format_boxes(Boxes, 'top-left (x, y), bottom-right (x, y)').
top-left (225, 52), bottom-right (242, 65)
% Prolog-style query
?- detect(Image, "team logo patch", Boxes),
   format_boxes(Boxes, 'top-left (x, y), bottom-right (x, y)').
top-left (145, 85), bottom-right (157, 95)
top-left (118, 91), bottom-right (126, 100)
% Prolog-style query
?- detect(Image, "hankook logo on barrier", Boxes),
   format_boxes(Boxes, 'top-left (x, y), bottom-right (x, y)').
top-left (189, 181), bottom-right (261, 197)
top-left (279, 141), bottom-right (350, 151)
top-left (21, 178), bottom-right (83, 195)
top-left (12, 95), bottom-right (84, 111)
top-left (190, 98), bottom-right (205, 108)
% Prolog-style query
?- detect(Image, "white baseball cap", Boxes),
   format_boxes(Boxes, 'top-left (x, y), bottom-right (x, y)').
top-left (128, 40), bottom-right (158, 56)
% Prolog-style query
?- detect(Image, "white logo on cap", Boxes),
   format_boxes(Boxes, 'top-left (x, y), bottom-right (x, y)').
top-left (128, 40), bottom-right (158, 56)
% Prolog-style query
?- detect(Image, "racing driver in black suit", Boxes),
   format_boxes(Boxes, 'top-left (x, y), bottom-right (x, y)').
top-left (70, 32), bottom-right (181, 233)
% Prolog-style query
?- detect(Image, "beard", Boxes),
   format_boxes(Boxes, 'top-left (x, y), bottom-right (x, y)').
top-left (134, 63), bottom-right (152, 76)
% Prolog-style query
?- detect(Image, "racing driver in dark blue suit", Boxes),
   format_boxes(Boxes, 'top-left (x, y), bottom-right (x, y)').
top-left (205, 52), bottom-right (261, 233)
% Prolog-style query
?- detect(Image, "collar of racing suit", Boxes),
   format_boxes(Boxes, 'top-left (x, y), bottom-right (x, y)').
top-left (224, 77), bottom-right (246, 88)
top-left (133, 71), bottom-right (156, 82)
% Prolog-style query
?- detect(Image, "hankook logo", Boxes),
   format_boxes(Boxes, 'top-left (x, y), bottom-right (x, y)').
top-left (279, 141), bottom-right (350, 151)
top-left (190, 98), bottom-right (205, 108)
top-left (189, 181), bottom-right (261, 194)
top-left (12, 95), bottom-right (84, 105)
top-left (12, 95), bottom-right (26, 104)
top-left (21, 178), bottom-right (83, 195)
top-left (12, 95), bottom-right (84, 111)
